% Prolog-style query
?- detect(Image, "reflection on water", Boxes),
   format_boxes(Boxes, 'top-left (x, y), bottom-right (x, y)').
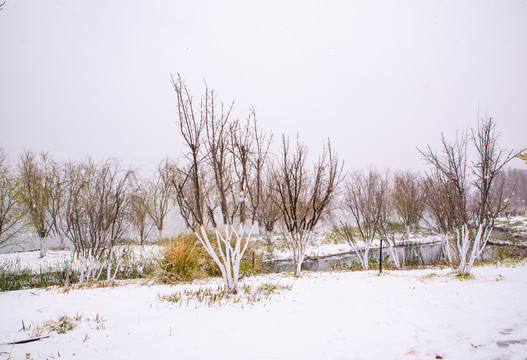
top-left (265, 241), bottom-right (527, 273)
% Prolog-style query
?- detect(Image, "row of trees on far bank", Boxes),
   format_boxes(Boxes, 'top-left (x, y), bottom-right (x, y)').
top-left (1, 76), bottom-right (526, 291)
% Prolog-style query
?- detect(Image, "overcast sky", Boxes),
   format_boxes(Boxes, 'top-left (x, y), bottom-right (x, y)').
top-left (1, 0), bottom-right (526, 173)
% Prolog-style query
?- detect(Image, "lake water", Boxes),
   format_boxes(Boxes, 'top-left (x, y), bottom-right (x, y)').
top-left (265, 240), bottom-right (527, 273)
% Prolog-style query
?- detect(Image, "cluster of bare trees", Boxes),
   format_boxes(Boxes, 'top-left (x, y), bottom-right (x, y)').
top-left (170, 75), bottom-right (342, 287)
top-left (494, 167), bottom-right (527, 212)
top-left (331, 117), bottom-right (523, 275)
top-left (2, 75), bottom-right (524, 288)
top-left (418, 116), bottom-right (524, 275)
top-left (336, 169), bottom-right (425, 270)
top-left (0, 149), bottom-right (177, 259)
top-left (0, 148), bottom-right (25, 249)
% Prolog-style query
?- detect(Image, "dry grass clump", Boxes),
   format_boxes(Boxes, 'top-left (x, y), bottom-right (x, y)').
top-left (155, 231), bottom-right (264, 284)
top-left (157, 233), bottom-right (204, 283)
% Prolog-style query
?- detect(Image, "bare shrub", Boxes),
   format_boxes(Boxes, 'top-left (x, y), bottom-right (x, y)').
top-left (338, 168), bottom-right (387, 270)
top-left (60, 158), bottom-right (133, 282)
top-left (274, 136), bottom-right (342, 276)
top-left (18, 150), bottom-right (62, 257)
top-left (419, 116), bottom-right (525, 274)
top-left (0, 148), bottom-right (26, 249)
top-left (129, 176), bottom-right (154, 246)
top-left (147, 158), bottom-right (174, 238)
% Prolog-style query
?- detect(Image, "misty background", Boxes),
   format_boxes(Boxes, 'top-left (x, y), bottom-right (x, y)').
top-left (1, 0), bottom-right (526, 173)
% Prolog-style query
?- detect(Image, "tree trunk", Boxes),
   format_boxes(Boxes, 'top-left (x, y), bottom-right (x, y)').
top-left (39, 236), bottom-right (46, 258)
top-left (294, 259), bottom-right (302, 277)
top-left (363, 246), bottom-right (370, 270)
top-left (379, 238), bottom-right (383, 273)
top-left (57, 233), bottom-right (66, 250)
top-left (265, 230), bottom-right (273, 246)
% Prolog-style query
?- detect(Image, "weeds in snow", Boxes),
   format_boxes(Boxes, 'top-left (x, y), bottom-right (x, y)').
top-left (159, 281), bottom-right (293, 307)
top-left (18, 313), bottom-right (106, 339)
top-left (329, 260), bottom-right (363, 271)
top-left (20, 314), bottom-right (82, 337)
top-left (420, 273), bottom-right (440, 281)
top-left (455, 272), bottom-right (475, 281)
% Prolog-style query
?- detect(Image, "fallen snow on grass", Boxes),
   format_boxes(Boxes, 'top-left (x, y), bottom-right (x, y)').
top-left (0, 245), bottom-right (162, 272)
top-left (496, 215), bottom-right (527, 235)
top-left (2, 264), bottom-right (527, 359)
top-left (0, 250), bottom-right (72, 272)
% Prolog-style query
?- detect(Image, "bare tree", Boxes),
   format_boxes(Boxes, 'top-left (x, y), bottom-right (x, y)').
top-left (256, 169), bottom-right (281, 245)
top-left (419, 116), bottom-right (525, 274)
top-left (171, 75), bottom-right (263, 292)
top-left (377, 170), bottom-right (410, 269)
top-left (391, 170), bottom-right (425, 239)
top-left (47, 162), bottom-right (68, 250)
top-left (471, 117), bottom-right (520, 225)
top-left (147, 158), bottom-right (173, 238)
top-left (338, 168), bottom-right (387, 270)
top-left (171, 74), bottom-right (206, 229)
top-left (274, 136), bottom-right (342, 276)
top-left (61, 158), bottom-right (132, 261)
top-left (230, 110), bottom-right (277, 243)
top-left (18, 150), bottom-right (61, 257)
top-left (244, 109), bottom-right (273, 224)
top-left (495, 168), bottom-right (527, 213)
top-left (420, 132), bottom-right (469, 229)
top-left (129, 176), bottom-right (154, 246)
top-left (0, 148), bottom-right (26, 248)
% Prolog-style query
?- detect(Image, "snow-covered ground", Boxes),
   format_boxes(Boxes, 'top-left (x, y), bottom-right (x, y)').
top-left (2, 263), bottom-right (527, 359)
top-left (495, 215), bottom-right (527, 235)
top-left (0, 245), bottom-right (162, 272)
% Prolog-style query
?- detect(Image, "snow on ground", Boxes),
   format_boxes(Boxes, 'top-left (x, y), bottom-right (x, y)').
top-left (0, 250), bottom-right (72, 272)
top-left (495, 215), bottom-right (527, 235)
top-left (2, 264), bottom-right (527, 360)
top-left (0, 245), bottom-right (162, 272)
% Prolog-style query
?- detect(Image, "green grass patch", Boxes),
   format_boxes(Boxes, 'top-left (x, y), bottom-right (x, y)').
top-left (455, 272), bottom-right (474, 281)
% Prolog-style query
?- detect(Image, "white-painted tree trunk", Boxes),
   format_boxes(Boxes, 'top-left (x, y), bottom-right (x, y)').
top-left (465, 224), bottom-right (492, 274)
top-left (289, 231), bottom-right (311, 277)
top-left (195, 224), bottom-right (251, 293)
top-left (39, 236), bottom-right (46, 258)
top-left (348, 240), bottom-right (370, 270)
top-left (441, 234), bottom-right (455, 270)
top-left (57, 233), bottom-right (66, 250)
top-left (386, 242), bottom-right (402, 269)
top-left (451, 223), bottom-right (493, 275)
top-left (362, 245), bottom-right (370, 270)
top-left (266, 230), bottom-right (274, 246)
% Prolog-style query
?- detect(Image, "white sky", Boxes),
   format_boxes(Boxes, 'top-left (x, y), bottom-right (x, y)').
top-left (1, 0), bottom-right (526, 173)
